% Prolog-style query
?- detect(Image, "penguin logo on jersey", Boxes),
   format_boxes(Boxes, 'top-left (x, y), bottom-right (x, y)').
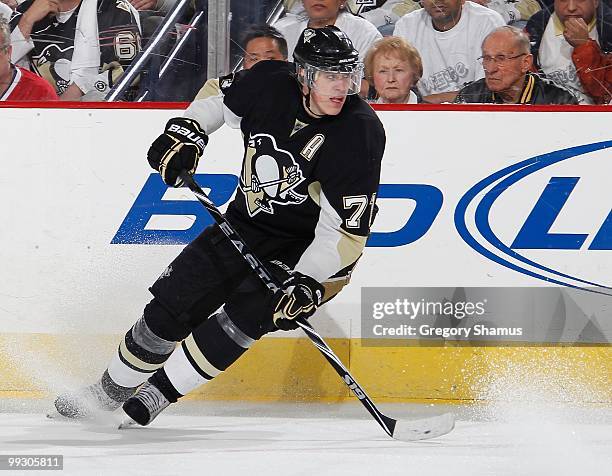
top-left (32, 44), bottom-right (73, 93)
top-left (240, 133), bottom-right (307, 217)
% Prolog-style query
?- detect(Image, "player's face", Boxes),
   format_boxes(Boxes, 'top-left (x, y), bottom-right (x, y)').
top-left (303, 0), bottom-right (344, 22)
top-left (482, 32), bottom-right (532, 96)
top-left (306, 71), bottom-right (352, 115)
top-left (372, 52), bottom-right (417, 103)
top-left (309, 70), bottom-right (353, 114)
top-left (555, 0), bottom-right (598, 24)
top-left (0, 43), bottom-right (11, 83)
top-left (421, 0), bottom-right (464, 25)
top-left (243, 37), bottom-right (285, 70)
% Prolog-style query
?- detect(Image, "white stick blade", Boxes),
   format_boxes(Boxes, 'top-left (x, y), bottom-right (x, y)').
top-left (392, 412), bottom-right (455, 442)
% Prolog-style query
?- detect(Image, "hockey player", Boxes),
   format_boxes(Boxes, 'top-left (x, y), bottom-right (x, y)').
top-left (54, 25), bottom-right (386, 426)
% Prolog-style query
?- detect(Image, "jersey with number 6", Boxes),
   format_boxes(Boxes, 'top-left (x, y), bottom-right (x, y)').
top-left (216, 60), bottom-right (385, 283)
top-left (10, 0), bottom-right (140, 95)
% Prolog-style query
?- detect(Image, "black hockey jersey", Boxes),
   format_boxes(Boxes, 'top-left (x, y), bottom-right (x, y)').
top-left (216, 60), bottom-right (386, 282)
top-left (10, 0), bottom-right (140, 94)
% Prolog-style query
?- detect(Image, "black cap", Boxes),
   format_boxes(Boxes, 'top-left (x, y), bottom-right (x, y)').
top-left (293, 25), bottom-right (359, 70)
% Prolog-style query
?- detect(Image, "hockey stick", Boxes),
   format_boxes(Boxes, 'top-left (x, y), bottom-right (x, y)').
top-left (242, 173), bottom-right (299, 193)
top-left (179, 171), bottom-right (455, 441)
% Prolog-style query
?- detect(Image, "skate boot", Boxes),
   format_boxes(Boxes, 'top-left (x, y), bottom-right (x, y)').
top-left (121, 381), bottom-right (171, 426)
top-left (53, 371), bottom-right (136, 419)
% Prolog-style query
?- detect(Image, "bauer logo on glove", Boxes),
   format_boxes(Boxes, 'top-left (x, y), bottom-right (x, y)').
top-left (166, 123), bottom-right (207, 150)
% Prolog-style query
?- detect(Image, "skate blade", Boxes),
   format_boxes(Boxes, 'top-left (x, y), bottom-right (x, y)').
top-left (46, 410), bottom-right (64, 420)
top-left (118, 417), bottom-right (140, 429)
top-left (46, 409), bottom-right (87, 422)
top-left (47, 406), bottom-right (117, 425)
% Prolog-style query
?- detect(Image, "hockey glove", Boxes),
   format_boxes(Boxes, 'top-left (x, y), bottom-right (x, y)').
top-left (271, 266), bottom-right (325, 331)
top-left (147, 117), bottom-right (208, 187)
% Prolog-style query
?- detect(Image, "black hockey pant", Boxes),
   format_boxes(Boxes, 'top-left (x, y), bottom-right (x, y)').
top-left (133, 224), bottom-right (301, 380)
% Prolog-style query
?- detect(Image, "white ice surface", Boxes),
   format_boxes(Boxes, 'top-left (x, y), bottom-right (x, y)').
top-left (1, 401), bottom-right (610, 476)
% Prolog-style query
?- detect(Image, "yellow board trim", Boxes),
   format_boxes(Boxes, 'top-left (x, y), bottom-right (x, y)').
top-left (0, 334), bottom-right (609, 403)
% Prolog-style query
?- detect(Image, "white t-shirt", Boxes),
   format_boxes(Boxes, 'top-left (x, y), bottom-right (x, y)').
top-left (480, 0), bottom-right (542, 24)
top-left (538, 14), bottom-right (598, 105)
top-left (276, 11), bottom-right (382, 61)
top-left (0, 2), bottom-right (11, 21)
top-left (374, 90), bottom-right (418, 104)
top-left (394, 2), bottom-right (505, 96)
top-left (282, 1), bottom-right (421, 28)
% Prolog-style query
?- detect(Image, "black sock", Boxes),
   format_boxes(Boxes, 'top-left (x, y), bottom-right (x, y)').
top-left (149, 368), bottom-right (182, 403)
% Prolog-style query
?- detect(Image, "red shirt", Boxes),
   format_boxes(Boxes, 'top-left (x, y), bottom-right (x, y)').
top-left (1, 66), bottom-right (59, 101)
top-left (573, 40), bottom-right (612, 105)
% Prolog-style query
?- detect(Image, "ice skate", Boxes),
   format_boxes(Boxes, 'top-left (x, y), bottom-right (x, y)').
top-left (50, 371), bottom-right (135, 420)
top-left (120, 381), bottom-right (171, 427)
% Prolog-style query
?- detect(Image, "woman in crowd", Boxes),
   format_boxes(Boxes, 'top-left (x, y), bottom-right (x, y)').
top-left (364, 36), bottom-right (422, 103)
top-left (276, 0), bottom-right (381, 61)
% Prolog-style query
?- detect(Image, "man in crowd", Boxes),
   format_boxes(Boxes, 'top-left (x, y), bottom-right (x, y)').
top-left (194, 24), bottom-right (287, 101)
top-left (526, 0), bottom-right (612, 103)
top-left (394, 0), bottom-right (505, 103)
top-left (455, 25), bottom-right (578, 103)
top-left (0, 16), bottom-right (58, 100)
top-left (9, 0), bottom-right (141, 100)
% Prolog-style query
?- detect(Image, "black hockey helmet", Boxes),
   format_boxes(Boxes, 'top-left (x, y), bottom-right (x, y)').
top-left (293, 25), bottom-right (363, 96)
top-left (294, 25), bottom-right (359, 70)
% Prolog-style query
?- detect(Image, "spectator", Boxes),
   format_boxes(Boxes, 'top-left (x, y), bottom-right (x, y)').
top-left (128, 0), bottom-right (176, 47)
top-left (573, 39), bottom-right (612, 103)
top-left (394, 0), bottom-right (505, 103)
top-left (0, 16), bottom-right (58, 99)
top-left (276, 0), bottom-right (382, 61)
top-left (526, 0), bottom-right (612, 104)
top-left (194, 24), bottom-right (288, 101)
top-left (472, 0), bottom-right (543, 25)
top-left (282, 0), bottom-right (422, 34)
top-left (9, 0), bottom-right (141, 101)
top-left (455, 25), bottom-right (578, 103)
top-left (128, 0), bottom-right (175, 16)
top-left (364, 36), bottom-right (422, 103)
top-left (347, 0), bottom-right (422, 34)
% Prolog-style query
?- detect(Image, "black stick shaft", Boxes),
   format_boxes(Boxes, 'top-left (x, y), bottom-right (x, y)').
top-left (179, 171), bottom-right (396, 437)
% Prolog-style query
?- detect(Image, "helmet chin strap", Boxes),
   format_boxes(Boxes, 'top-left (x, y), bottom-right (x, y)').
top-left (303, 89), bottom-right (325, 118)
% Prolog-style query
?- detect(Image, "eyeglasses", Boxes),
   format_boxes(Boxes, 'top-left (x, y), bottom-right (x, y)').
top-left (477, 54), bottom-right (527, 66)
